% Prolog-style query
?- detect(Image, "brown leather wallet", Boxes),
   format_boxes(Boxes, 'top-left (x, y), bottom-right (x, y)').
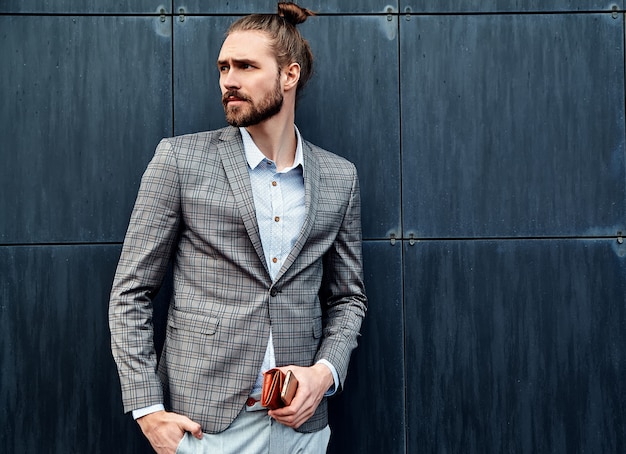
top-left (261, 368), bottom-right (299, 410)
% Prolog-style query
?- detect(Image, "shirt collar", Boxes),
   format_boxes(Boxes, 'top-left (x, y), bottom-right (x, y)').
top-left (240, 125), bottom-right (304, 172)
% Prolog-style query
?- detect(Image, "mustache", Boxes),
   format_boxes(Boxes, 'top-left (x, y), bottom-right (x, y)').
top-left (222, 90), bottom-right (251, 106)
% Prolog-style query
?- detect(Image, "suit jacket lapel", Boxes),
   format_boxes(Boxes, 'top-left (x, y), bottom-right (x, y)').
top-left (275, 140), bottom-right (320, 282)
top-left (216, 127), bottom-right (269, 276)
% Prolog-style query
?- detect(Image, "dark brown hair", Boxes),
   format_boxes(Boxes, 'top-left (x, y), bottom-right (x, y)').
top-left (226, 2), bottom-right (316, 93)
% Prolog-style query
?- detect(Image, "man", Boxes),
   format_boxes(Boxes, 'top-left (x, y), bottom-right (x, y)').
top-left (109, 3), bottom-right (367, 453)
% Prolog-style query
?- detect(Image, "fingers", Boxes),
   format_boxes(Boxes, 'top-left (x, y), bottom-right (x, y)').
top-left (137, 410), bottom-right (203, 453)
top-left (272, 404), bottom-right (314, 429)
top-left (268, 364), bottom-right (330, 429)
top-left (180, 417), bottom-right (203, 439)
top-left (270, 394), bottom-right (317, 429)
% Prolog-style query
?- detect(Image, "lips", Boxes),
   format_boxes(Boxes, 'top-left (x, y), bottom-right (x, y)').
top-left (222, 91), bottom-right (249, 106)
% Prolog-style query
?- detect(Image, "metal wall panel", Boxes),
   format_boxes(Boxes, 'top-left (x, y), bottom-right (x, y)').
top-left (172, 16), bottom-right (231, 135)
top-left (174, 1), bottom-right (398, 14)
top-left (328, 240), bottom-right (405, 454)
top-left (0, 1), bottom-right (166, 14)
top-left (0, 245), bottom-right (152, 452)
top-left (297, 16), bottom-right (401, 240)
top-left (404, 239), bottom-right (626, 453)
top-left (401, 14), bottom-right (625, 238)
top-left (400, 1), bottom-right (624, 13)
top-left (0, 16), bottom-right (173, 244)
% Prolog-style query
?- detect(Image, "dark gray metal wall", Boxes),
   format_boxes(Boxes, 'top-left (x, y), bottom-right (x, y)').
top-left (1, 1), bottom-right (624, 453)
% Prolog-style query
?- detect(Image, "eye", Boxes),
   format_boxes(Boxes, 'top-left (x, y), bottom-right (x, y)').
top-left (218, 65), bottom-right (229, 72)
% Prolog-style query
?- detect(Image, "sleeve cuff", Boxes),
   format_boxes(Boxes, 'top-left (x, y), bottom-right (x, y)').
top-left (316, 359), bottom-right (339, 397)
top-left (132, 404), bottom-right (165, 420)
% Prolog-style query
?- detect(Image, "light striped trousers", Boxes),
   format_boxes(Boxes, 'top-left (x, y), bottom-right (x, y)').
top-left (176, 406), bottom-right (331, 454)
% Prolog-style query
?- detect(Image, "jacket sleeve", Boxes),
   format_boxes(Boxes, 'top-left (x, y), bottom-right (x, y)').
top-left (315, 163), bottom-right (368, 392)
top-left (108, 138), bottom-right (181, 413)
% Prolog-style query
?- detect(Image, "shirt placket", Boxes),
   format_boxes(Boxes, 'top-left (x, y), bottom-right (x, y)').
top-left (268, 162), bottom-right (283, 280)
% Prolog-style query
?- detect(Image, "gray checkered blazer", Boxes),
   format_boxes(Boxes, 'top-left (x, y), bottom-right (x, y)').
top-left (109, 126), bottom-right (367, 434)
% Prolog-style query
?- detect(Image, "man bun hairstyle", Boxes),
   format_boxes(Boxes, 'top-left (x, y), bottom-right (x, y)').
top-left (277, 1), bottom-right (314, 26)
top-left (227, 2), bottom-right (316, 94)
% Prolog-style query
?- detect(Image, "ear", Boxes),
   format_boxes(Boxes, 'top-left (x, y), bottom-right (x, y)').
top-left (282, 62), bottom-right (301, 92)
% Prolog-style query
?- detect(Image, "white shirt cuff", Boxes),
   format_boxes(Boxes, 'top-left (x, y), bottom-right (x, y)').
top-left (316, 359), bottom-right (339, 396)
top-left (132, 404), bottom-right (165, 420)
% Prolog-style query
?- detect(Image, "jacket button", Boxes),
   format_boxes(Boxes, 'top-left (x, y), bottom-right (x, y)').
top-left (270, 288), bottom-right (278, 297)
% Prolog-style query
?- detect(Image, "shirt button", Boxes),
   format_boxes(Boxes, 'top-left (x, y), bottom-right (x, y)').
top-left (274, 216), bottom-right (280, 222)
top-left (272, 257), bottom-right (278, 263)
top-left (271, 181), bottom-right (277, 187)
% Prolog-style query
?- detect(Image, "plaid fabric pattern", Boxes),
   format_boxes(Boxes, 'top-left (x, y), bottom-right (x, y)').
top-left (109, 126), bottom-right (367, 434)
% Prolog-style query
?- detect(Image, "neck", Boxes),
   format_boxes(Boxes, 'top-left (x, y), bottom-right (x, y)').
top-left (245, 106), bottom-right (297, 171)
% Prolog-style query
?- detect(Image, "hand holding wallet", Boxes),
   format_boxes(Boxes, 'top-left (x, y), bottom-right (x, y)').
top-left (261, 368), bottom-right (299, 410)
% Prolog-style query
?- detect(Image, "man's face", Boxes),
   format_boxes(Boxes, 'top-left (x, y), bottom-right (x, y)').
top-left (217, 30), bottom-right (284, 127)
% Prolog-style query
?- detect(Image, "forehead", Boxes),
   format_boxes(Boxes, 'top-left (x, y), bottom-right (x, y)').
top-left (218, 30), bottom-right (274, 63)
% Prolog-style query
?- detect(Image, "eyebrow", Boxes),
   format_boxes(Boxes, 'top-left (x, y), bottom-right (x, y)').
top-left (216, 58), bottom-right (257, 67)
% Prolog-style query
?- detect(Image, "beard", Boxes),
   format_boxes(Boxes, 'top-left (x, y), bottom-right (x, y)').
top-left (222, 77), bottom-right (283, 127)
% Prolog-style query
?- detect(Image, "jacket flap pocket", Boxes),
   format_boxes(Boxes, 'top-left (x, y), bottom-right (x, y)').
top-left (169, 309), bottom-right (219, 335)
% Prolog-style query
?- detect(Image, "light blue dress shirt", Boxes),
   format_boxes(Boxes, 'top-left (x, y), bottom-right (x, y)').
top-left (241, 126), bottom-right (338, 397)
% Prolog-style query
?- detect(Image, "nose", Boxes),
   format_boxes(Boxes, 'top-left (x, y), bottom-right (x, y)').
top-left (221, 68), bottom-right (240, 90)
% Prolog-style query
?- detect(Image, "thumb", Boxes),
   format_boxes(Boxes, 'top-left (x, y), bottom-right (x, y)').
top-left (178, 415), bottom-right (203, 439)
